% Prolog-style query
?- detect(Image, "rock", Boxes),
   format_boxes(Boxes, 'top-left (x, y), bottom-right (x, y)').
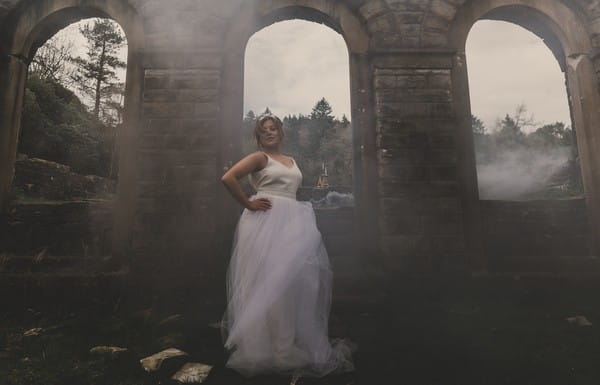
top-left (158, 314), bottom-right (184, 326)
top-left (23, 327), bottom-right (43, 337)
top-left (566, 315), bottom-right (592, 326)
top-left (140, 348), bottom-right (189, 374)
top-left (157, 333), bottom-right (186, 349)
top-left (130, 307), bottom-right (154, 324)
top-left (157, 314), bottom-right (185, 333)
top-left (89, 345), bottom-right (128, 357)
top-left (171, 362), bottom-right (213, 384)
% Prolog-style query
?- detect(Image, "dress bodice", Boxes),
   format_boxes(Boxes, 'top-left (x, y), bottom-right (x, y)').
top-left (248, 153), bottom-right (302, 199)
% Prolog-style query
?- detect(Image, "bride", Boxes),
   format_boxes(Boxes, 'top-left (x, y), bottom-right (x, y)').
top-left (220, 113), bottom-right (355, 378)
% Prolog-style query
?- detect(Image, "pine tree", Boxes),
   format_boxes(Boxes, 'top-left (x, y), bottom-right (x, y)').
top-left (471, 115), bottom-right (485, 135)
top-left (71, 19), bottom-right (126, 120)
top-left (341, 114), bottom-right (350, 126)
top-left (245, 110), bottom-right (256, 122)
top-left (310, 97), bottom-right (334, 122)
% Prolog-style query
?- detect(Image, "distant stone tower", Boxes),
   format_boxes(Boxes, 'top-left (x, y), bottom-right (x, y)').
top-left (316, 162), bottom-right (329, 189)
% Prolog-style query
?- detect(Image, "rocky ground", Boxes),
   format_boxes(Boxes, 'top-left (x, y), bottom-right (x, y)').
top-left (2, 275), bottom-right (600, 385)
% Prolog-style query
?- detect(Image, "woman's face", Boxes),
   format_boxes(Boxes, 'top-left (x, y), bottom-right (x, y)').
top-left (258, 119), bottom-right (282, 148)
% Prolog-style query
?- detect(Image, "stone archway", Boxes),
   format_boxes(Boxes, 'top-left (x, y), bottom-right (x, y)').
top-left (218, 0), bottom-right (380, 267)
top-left (0, 0), bottom-right (144, 252)
top-left (449, 0), bottom-right (600, 267)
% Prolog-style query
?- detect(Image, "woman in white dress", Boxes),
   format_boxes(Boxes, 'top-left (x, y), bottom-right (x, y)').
top-left (220, 113), bottom-right (355, 378)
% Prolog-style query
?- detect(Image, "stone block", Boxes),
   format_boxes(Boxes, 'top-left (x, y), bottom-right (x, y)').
top-left (379, 213), bottom-right (424, 235)
top-left (376, 88), bottom-right (452, 103)
top-left (430, 0), bottom-right (457, 21)
top-left (423, 15), bottom-right (450, 32)
top-left (392, 11), bottom-right (424, 24)
top-left (422, 31), bottom-right (448, 47)
top-left (378, 165), bottom-right (429, 181)
top-left (377, 101), bottom-right (454, 119)
top-left (359, 0), bottom-right (389, 20)
top-left (373, 54), bottom-right (453, 69)
top-left (429, 165), bottom-right (458, 181)
top-left (386, 0), bottom-right (431, 12)
top-left (428, 72), bottom-right (452, 89)
top-left (366, 13), bottom-right (396, 35)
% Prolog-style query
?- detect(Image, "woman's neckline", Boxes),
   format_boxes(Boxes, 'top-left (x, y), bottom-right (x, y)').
top-left (264, 152), bottom-right (295, 169)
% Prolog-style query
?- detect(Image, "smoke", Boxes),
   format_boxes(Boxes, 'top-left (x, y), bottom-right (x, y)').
top-left (311, 191), bottom-right (354, 208)
top-left (477, 146), bottom-right (571, 200)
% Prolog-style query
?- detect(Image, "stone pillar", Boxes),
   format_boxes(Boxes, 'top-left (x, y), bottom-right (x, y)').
top-left (349, 52), bottom-right (381, 266)
top-left (130, 67), bottom-right (220, 276)
top-left (0, 54), bottom-right (27, 214)
top-left (374, 51), bottom-right (467, 272)
top-left (450, 51), bottom-right (486, 270)
top-left (566, 54), bottom-right (600, 254)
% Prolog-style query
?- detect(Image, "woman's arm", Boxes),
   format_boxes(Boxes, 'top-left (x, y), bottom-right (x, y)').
top-left (221, 152), bottom-right (272, 211)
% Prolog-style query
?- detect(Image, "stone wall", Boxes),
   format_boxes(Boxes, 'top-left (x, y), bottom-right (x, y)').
top-left (0, 200), bottom-right (113, 257)
top-left (12, 154), bottom-right (116, 200)
top-left (375, 56), bottom-right (464, 272)
top-left (481, 198), bottom-right (596, 272)
top-left (2, 0), bottom-right (600, 283)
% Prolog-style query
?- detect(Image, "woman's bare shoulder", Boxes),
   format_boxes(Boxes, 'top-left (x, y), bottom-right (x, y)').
top-left (245, 151), bottom-right (268, 171)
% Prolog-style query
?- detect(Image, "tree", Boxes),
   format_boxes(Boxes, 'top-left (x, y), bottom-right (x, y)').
top-left (495, 113), bottom-right (526, 149)
top-left (244, 110), bottom-right (256, 122)
top-left (527, 122), bottom-right (573, 150)
top-left (71, 19), bottom-right (126, 121)
top-left (471, 115), bottom-right (485, 135)
top-left (29, 35), bottom-right (76, 86)
top-left (341, 114), bottom-right (350, 127)
top-left (512, 103), bottom-right (537, 132)
top-left (310, 97), bottom-right (334, 122)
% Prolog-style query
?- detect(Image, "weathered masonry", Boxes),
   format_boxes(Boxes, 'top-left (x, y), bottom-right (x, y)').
top-left (3, 0), bottom-right (600, 292)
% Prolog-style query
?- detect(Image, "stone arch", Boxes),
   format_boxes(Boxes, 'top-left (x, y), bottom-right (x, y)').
top-left (218, 0), bottom-right (380, 264)
top-left (448, 0), bottom-right (600, 267)
top-left (0, 0), bottom-right (144, 251)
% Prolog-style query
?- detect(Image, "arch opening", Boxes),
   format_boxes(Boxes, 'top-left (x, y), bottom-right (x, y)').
top-left (450, 1), bottom-right (599, 268)
top-left (0, 0), bottom-right (144, 257)
top-left (219, 2), bottom-right (378, 269)
top-left (243, 18), bottom-right (355, 262)
top-left (466, 19), bottom-right (581, 201)
top-left (14, 18), bottom-right (127, 202)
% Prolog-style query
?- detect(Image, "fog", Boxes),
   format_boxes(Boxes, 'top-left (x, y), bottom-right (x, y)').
top-left (477, 147), bottom-right (572, 200)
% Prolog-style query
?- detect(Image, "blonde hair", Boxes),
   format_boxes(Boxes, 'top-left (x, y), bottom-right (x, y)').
top-left (254, 114), bottom-right (284, 147)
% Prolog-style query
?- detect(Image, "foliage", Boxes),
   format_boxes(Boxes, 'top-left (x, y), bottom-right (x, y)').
top-left (18, 74), bottom-right (115, 177)
top-left (242, 98), bottom-right (353, 187)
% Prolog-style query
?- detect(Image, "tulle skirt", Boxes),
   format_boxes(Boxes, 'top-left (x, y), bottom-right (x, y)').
top-left (222, 193), bottom-right (354, 377)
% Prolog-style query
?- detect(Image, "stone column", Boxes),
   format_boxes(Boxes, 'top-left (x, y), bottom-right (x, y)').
top-left (566, 54), bottom-right (600, 254)
top-left (374, 51), bottom-right (467, 272)
top-left (450, 50), bottom-right (486, 270)
top-left (0, 54), bottom-right (27, 214)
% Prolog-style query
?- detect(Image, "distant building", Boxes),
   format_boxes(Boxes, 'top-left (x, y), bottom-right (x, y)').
top-left (316, 162), bottom-right (329, 188)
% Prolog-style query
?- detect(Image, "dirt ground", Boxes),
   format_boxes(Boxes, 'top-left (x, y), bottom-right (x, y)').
top-left (2, 274), bottom-right (600, 385)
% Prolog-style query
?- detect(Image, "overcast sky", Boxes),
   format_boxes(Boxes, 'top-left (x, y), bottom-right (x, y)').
top-left (244, 20), bottom-right (350, 119)
top-left (57, 18), bottom-right (571, 129)
top-left (466, 20), bottom-right (571, 132)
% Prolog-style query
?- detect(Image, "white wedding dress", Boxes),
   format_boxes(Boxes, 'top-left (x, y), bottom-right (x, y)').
top-left (222, 153), bottom-right (355, 377)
